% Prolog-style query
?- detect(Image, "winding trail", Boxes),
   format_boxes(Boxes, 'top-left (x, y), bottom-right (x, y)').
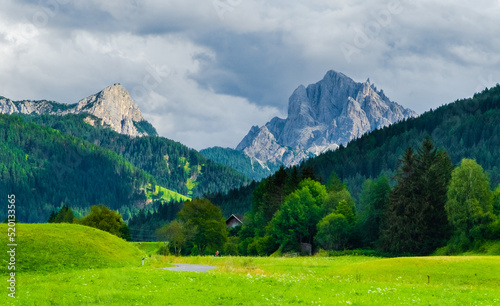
top-left (163, 263), bottom-right (216, 273)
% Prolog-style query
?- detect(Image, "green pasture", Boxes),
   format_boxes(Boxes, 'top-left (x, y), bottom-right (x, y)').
top-left (1, 224), bottom-right (499, 305)
top-left (146, 185), bottom-right (190, 203)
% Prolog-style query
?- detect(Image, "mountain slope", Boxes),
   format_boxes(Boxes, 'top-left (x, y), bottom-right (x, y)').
top-left (0, 84), bottom-right (157, 137)
top-left (0, 114), bottom-right (156, 222)
top-left (211, 85), bottom-right (500, 214)
top-left (200, 146), bottom-right (282, 181)
top-left (20, 114), bottom-right (251, 198)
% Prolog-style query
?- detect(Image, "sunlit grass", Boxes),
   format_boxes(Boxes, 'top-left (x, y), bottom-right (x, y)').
top-left (4, 257), bottom-right (500, 305)
top-left (0, 223), bottom-right (145, 274)
top-left (2, 224), bottom-right (499, 305)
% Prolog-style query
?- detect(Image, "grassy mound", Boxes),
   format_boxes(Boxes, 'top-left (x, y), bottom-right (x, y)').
top-left (0, 223), bottom-right (145, 273)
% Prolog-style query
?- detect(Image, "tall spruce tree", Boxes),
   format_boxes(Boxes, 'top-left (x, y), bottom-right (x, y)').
top-left (380, 147), bottom-right (418, 254)
top-left (380, 138), bottom-right (453, 255)
top-left (414, 138), bottom-right (454, 254)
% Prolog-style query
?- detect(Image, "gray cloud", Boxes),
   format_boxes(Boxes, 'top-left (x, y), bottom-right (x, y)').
top-left (0, 0), bottom-right (499, 149)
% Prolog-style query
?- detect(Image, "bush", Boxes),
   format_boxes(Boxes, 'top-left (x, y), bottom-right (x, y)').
top-left (315, 213), bottom-right (350, 250)
top-left (255, 235), bottom-right (279, 256)
top-left (157, 243), bottom-right (170, 256)
top-left (246, 239), bottom-right (259, 256)
top-left (224, 237), bottom-right (239, 256)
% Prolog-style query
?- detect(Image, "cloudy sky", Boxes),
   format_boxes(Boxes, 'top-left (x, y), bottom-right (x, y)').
top-left (1, 0), bottom-right (499, 150)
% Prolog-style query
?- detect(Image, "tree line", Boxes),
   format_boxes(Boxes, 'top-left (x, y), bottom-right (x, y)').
top-left (228, 138), bottom-right (500, 256)
top-left (144, 137), bottom-right (499, 256)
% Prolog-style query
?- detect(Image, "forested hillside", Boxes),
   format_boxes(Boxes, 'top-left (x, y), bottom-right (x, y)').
top-left (20, 114), bottom-right (251, 198)
top-left (200, 146), bottom-right (281, 181)
top-left (211, 85), bottom-right (500, 214)
top-left (0, 115), bottom-right (155, 222)
top-left (305, 85), bottom-right (500, 191)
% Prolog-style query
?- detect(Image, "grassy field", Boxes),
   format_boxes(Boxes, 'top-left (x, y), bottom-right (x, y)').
top-left (2, 224), bottom-right (500, 305)
top-left (145, 185), bottom-right (191, 203)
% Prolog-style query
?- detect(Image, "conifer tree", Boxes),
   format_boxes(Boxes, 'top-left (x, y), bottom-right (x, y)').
top-left (380, 147), bottom-right (418, 254)
top-left (380, 138), bottom-right (453, 255)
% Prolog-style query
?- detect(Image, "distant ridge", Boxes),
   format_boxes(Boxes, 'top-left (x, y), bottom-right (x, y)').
top-left (0, 84), bottom-right (157, 137)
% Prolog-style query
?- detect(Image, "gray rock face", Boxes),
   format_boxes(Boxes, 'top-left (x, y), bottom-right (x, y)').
top-left (0, 84), bottom-right (155, 137)
top-left (239, 125), bottom-right (309, 169)
top-left (237, 70), bottom-right (417, 167)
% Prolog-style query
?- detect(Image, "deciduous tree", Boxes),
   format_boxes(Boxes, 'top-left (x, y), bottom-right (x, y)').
top-left (77, 205), bottom-right (130, 240)
top-left (445, 159), bottom-right (495, 249)
top-left (177, 199), bottom-right (227, 255)
top-left (315, 213), bottom-right (350, 250)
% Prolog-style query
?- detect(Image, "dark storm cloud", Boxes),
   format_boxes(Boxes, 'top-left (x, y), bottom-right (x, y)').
top-left (191, 29), bottom-right (309, 111)
top-left (1, 0), bottom-right (499, 149)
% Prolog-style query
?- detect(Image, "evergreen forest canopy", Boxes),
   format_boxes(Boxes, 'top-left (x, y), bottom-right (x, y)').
top-left (19, 113), bottom-right (251, 198)
top-left (0, 115), bottom-right (154, 222)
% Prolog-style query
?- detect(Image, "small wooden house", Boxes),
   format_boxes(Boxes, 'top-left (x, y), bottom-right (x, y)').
top-left (226, 214), bottom-right (244, 228)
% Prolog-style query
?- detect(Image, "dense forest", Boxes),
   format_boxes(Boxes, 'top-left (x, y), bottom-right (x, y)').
top-left (20, 114), bottom-right (251, 198)
top-left (140, 138), bottom-right (499, 256)
top-left (0, 115), bottom-right (155, 222)
top-left (209, 85), bottom-right (500, 214)
top-left (200, 146), bottom-right (281, 181)
top-left (231, 137), bottom-right (500, 256)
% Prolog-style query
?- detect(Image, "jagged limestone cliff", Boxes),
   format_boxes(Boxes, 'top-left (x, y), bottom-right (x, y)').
top-left (0, 84), bottom-right (156, 137)
top-left (236, 70), bottom-right (417, 168)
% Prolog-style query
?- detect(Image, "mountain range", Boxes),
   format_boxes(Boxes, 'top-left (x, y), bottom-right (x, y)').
top-left (0, 85), bottom-right (250, 222)
top-left (1, 69), bottom-right (498, 225)
top-left (202, 70), bottom-right (417, 180)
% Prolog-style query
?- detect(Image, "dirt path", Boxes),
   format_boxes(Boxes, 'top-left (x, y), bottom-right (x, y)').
top-left (163, 264), bottom-right (216, 273)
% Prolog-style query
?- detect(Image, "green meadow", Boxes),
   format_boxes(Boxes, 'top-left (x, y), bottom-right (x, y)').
top-left (2, 224), bottom-right (500, 305)
top-left (146, 185), bottom-right (191, 203)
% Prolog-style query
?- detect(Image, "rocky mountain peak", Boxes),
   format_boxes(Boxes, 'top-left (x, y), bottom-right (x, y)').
top-left (236, 70), bottom-right (418, 168)
top-left (73, 84), bottom-right (148, 137)
top-left (236, 125), bottom-right (260, 151)
top-left (0, 84), bottom-right (156, 137)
